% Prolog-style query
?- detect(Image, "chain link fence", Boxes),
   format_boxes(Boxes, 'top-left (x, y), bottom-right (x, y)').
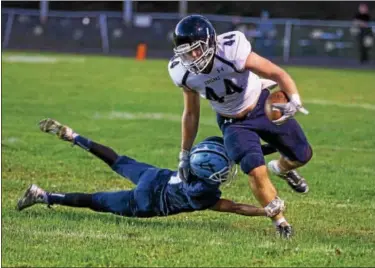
top-left (2, 9), bottom-right (375, 65)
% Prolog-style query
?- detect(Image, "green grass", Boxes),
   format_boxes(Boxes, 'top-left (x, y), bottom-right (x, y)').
top-left (2, 52), bottom-right (375, 267)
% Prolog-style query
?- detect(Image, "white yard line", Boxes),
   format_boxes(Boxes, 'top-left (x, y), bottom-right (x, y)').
top-left (3, 137), bottom-right (19, 144)
top-left (2, 55), bottom-right (85, 63)
top-left (93, 111), bottom-right (374, 153)
top-left (313, 145), bottom-right (375, 153)
top-left (305, 99), bottom-right (375, 110)
top-left (93, 111), bottom-right (217, 126)
top-left (232, 196), bottom-right (375, 209)
top-left (296, 199), bottom-right (375, 209)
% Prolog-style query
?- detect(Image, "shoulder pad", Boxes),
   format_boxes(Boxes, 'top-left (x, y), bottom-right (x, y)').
top-left (217, 31), bottom-right (252, 71)
top-left (168, 56), bottom-right (189, 88)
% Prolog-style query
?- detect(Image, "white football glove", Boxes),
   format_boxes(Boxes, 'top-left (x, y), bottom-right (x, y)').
top-left (272, 94), bottom-right (309, 125)
top-left (178, 150), bottom-right (190, 182)
top-left (264, 197), bottom-right (286, 218)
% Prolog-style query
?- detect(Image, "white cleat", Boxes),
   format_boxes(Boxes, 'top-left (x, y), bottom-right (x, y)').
top-left (39, 118), bottom-right (75, 142)
top-left (17, 184), bottom-right (48, 211)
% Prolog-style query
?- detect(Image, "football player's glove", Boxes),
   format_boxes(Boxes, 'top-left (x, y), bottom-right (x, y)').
top-left (272, 94), bottom-right (309, 125)
top-left (178, 150), bottom-right (190, 182)
top-left (264, 196), bottom-right (285, 218)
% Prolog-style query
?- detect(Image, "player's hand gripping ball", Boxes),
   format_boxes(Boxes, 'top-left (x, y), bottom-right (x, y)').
top-left (265, 90), bottom-right (289, 122)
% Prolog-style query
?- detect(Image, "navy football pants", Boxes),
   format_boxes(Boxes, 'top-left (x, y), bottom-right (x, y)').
top-left (217, 89), bottom-right (312, 174)
top-left (91, 156), bottom-right (162, 217)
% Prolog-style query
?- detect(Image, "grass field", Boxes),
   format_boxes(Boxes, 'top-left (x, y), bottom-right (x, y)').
top-left (2, 52), bottom-right (375, 267)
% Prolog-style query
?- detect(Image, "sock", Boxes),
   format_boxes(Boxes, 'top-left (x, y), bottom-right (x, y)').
top-left (269, 160), bottom-right (284, 175)
top-left (274, 160), bottom-right (284, 173)
top-left (73, 135), bottom-right (119, 166)
top-left (273, 159), bottom-right (292, 175)
top-left (73, 135), bottom-right (92, 151)
top-left (47, 192), bottom-right (93, 208)
top-left (46, 192), bottom-right (65, 204)
top-left (38, 190), bottom-right (49, 204)
top-left (273, 217), bottom-right (287, 227)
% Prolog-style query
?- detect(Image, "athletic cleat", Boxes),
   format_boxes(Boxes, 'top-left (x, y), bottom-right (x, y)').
top-left (268, 160), bottom-right (309, 193)
top-left (39, 118), bottom-right (75, 142)
top-left (17, 184), bottom-right (48, 211)
top-left (276, 223), bottom-right (293, 239)
top-left (281, 170), bottom-right (309, 193)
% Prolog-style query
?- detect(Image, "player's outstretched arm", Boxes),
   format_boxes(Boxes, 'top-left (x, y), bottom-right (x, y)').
top-left (210, 198), bottom-right (285, 218)
top-left (210, 198), bottom-right (267, 217)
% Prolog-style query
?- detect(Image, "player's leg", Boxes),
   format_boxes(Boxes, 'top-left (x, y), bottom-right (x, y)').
top-left (39, 118), bottom-right (118, 166)
top-left (249, 89), bottom-right (312, 193)
top-left (16, 184), bottom-right (137, 217)
top-left (217, 116), bottom-right (292, 238)
top-left (260, 143), bottom-right (278, 156)
top-left (39, 118), bottom-right (155, 185)
top-left (259, 117), bottom-right (313, 193)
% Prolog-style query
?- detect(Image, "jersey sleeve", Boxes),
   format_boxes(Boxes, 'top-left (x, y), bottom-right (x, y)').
top-left (167, 57), bottom-right (186, 88)
top-left (222, 31), bottom-right (252, 72)
top-left (233, 31), bottom-right (252, 71)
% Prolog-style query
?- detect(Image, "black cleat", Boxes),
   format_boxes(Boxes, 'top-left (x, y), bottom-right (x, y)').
top-left (268, 161), bottom-right (309, 193)
top-left (281, 170), bottom-right (309, 193)
top-left (276, 224), bottom-right (293, 239)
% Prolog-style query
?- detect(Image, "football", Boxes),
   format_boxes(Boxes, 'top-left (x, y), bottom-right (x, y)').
top-left (265, 90), bottom-right (289, 121)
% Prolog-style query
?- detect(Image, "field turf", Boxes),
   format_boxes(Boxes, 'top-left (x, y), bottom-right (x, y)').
top-left (2, 52), bottom-right (375, 267)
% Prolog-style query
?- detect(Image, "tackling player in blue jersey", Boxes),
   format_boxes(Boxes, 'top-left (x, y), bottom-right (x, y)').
top-left (17, 119), bottom-right (285, 222)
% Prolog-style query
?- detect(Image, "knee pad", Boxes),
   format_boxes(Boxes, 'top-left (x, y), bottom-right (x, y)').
top-left (240, 152), bottom-right (265, 174)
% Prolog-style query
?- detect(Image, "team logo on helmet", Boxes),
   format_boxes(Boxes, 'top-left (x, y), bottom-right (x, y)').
top-left (189, 137), bottom-right (237, 184)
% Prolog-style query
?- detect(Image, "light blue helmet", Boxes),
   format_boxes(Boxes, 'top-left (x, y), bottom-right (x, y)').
top-left (189, 136), bottom-right (237, 184)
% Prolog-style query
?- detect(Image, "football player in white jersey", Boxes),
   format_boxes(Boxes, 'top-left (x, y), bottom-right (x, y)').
top-left (168, 15), bottom-right (313, 239)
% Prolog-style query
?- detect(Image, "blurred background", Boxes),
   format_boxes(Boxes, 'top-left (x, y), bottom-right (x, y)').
top-left (2, 1), bottom-right (375, 67)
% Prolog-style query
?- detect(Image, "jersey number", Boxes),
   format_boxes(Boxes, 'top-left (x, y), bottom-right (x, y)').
top-left (223, 33), bottom-right (236, 46)
top-left (205, 79), bottom-right (244, 103)
top-left (170, 60), bottom-right (179, 69)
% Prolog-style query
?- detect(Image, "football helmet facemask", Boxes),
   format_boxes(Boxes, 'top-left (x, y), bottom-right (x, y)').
top-left (173, 15), bottom-right (217, 74)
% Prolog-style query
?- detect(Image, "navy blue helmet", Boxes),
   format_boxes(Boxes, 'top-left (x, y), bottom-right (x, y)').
top-left (173, 15), bottom-right (217, 74)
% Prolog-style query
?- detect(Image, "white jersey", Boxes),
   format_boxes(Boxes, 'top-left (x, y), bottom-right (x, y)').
top-left (168, 31), bottom-right (276, 116)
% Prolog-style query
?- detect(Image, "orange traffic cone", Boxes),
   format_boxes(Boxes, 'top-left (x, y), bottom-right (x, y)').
top-left (136, 43), bottom-right (147, 61)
